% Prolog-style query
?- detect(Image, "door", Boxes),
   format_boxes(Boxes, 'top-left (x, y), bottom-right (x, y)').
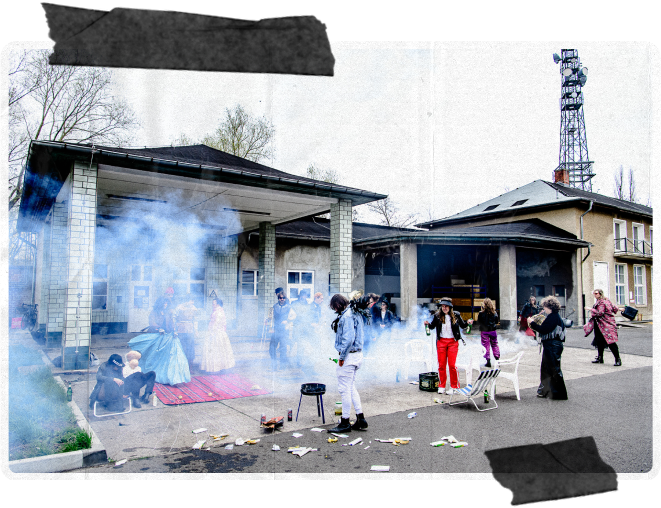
top-left (128, 264), bottom-right (153, 332)
top-left (592, 262), bottom-right (609, 299)
top-left (552, 285), bottom-right (566, 308)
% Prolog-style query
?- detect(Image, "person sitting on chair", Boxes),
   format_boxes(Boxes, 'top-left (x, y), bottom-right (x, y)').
top-left (122, 350), bottom-right (156, 408)
top-left (89, 354), bottom-right (127, 412)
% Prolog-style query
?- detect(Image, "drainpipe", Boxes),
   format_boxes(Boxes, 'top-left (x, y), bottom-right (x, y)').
top-left (580, 201), bottom-right (593, 325)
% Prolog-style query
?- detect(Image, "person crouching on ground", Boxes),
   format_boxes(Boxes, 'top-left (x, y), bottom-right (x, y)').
top-left (528, 296), bottom-right (568, 400)
top-left (89, 354), bottom-right (127, 412)
top-left (477, 298), bottom-right (499, 368)
top-left (424, 298), bottom-right (473, 395)
top-left (584, 289), bottom-right (623, 366)
top-left (122, 350), bottom-right (156, 408)
top-left (327, 294), bottom-right (368, 433)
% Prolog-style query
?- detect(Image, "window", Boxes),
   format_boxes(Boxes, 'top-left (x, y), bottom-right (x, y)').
top-left (613, 220), bottom-right (627, 252)
top-left (650, 227), bottom-right (653, 254)
top-left (131, 265), bottom-right (152, 281)
top-left (632, 223), bottom-right (645, 253)
top-left (633, 265), bottom-right (646, 305)
top-left (172, 267), bottom-right (206, 308)
top-left (511, 199), bottom-right (528, 207)
top-left (242, 270), bottom-right (259, 297)
top-left (92, 264), bottom-right (108, 310)
top-left (614, 264), bottom-right (627, 306)
top-left (287, 270), bottom-right (314, 301)
top-left (484, 204), bottom-right (499, 211)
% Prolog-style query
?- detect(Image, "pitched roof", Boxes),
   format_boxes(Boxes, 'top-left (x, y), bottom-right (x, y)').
top-left (275, 217), bottom-right (588, 249)
top-left (417, 179), bottom-right (652, 228)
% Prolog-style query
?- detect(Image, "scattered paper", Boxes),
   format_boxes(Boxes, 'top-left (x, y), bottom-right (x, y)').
top-left (342, 437), bottom-right (362, 446)
top-left (271, 444), bottom-right (280, 451)
top-left (407, 412), bottom-right (417, 418)
top-left (235, 438), bottom-right (245, 446)
top-left (192, 428), bottom-right (207, 434)
top-left (371, 465), bottom-right (390, 472)
top-left (292, 433), bottom-right (303, 438)
top-left (292, 447), bottom-right (317, 457)
top-left (192, 440), bottom-right (206, 450)
top-left (310, 428), bottom-right (325, 432)
top-left (331, 433), bottom-right (349, 438)
top-left (114, 459), bottom-right (127, 467)
top-left (364, 446), bottom-right (370, 450)
top-left (225, 444), bottom-right (234, 450)
top-left (441, 435), bottom-right (458, 443)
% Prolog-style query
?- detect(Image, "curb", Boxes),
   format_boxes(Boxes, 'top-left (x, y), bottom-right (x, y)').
top-left (8, 374), bottom-right (107, 474)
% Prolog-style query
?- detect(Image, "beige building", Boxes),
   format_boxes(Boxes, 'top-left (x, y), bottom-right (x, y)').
top-left (418, 179), bottom-right (653, 325)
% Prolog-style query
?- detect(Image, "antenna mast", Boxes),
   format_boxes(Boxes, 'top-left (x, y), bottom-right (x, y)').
top-left (552, 49), bottom-right (594, 191)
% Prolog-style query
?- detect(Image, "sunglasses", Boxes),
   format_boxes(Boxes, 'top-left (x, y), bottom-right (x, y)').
top-left (278, 297), bottom-right (286, 300)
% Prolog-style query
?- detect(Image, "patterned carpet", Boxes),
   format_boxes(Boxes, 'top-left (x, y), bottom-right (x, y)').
top-left (153, 373), bottom-right (271, 405)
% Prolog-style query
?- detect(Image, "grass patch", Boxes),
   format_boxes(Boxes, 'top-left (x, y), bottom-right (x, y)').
top-left (8, 346), bottom-right (92, 461)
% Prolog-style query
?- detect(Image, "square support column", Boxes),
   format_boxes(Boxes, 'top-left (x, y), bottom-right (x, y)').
top-left (399, 243), bottom-right (418, 321)
top-left (47, 202), bottom-right (69, 343)
top-left (498, 244), bottom-right (518, 329)
top-left (61, 161), bottom-right (98, 369)
top-left (257, 222), bottom-right (276, 324)
top-left (330, 199), bottom-right (353, 295)
top-left (37, 218), bottom-right (52, 327)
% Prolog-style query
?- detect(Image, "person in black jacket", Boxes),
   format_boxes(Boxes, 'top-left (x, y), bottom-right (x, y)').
top-left (519, 296), bottom-right (541, 335)
top-left (372, 299), bottom-right (397, 341)
top-left (528, 296), bottom-right (568, 400)
top-left (423, 298), bottom-right (473, 395)
top-left (88, 354), bottom-right (127, 411)
top-left (477, 298), bottom-right (499, 367)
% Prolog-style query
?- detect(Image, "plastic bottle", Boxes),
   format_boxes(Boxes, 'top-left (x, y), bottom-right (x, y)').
top-left (329, 357), bottom-right (339, 364)
top-left (425, 323), bottom-right (431, 336)
top-left (66, 382), bottom-right (72, 402)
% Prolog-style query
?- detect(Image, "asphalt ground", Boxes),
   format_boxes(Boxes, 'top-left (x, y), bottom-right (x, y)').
top-left (79, 364), bottom-right (653, 475)
top-left (563, 323), bottom-right (653, 357)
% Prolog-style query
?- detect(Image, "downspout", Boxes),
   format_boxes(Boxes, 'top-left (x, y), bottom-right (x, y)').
top-left (580, 201), bottom-right (593, 325)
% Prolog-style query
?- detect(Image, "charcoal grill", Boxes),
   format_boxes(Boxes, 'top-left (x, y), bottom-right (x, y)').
top-left (296, 383), bottom-right (326, 423)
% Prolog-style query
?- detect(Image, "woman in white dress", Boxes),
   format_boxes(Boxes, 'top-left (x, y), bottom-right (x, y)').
top-left (201, 298), bottom-right (236, 372)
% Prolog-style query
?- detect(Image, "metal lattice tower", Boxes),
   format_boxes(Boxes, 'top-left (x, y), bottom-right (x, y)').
top-left (553, 49), bottom-right (594, 191)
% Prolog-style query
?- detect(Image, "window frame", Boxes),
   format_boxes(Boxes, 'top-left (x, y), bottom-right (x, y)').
top-left (172, 266), bottom-right (206, 309)
top-left (241, 269), bottom-right (259, 298)
top-left (613, 219), bottom-right (627, 252)
top-left (92, 263), bottom-right (108, 310)
top-left (633, 264), bottom-right (647, 306)
top-left (287, 270), bottom-right (315, 302)
top-left (632, 222), bottom-right (645, 254)
top-left (614, 263), bottom-right (628, 306)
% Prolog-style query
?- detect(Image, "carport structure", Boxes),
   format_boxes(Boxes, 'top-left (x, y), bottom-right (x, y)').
top-left (17, 141), bottom-right (385, 369)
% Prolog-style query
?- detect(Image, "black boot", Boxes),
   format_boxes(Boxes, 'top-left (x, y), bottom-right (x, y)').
top-left (141, 391), bottom-right (152, 404)
top-left (485, 359), bottom-right (491, 368)
top-left (351, 413), bottom-right (368, 431)
top-left (130, 395), bottom-right (141, 408)
top-left (591, 356), bottom-right (603, 364)
top-left (614, 358), bottom-right (622, 366)
top-left (327, 417), bottom-right (351, 433)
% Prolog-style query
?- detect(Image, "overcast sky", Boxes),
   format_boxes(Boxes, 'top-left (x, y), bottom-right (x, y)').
top-left (109, 41), bottom-right (655, 224)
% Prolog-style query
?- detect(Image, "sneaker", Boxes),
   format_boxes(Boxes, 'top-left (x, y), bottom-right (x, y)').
top-left (446, 388), bottom-right (455, 395)
top-left (438, 388), bottom-right (445, 394)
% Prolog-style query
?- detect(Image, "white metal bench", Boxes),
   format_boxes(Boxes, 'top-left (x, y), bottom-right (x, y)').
top-left (93, 397), bottom-right (132, 418)
top-left (448, 369), bottom-right (500, 411)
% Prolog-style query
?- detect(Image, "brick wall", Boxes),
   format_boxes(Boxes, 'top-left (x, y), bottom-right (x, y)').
top-left (330, 199), bottom-right (353, 295)
top-left (257, 222), bottom-right (276, 322)
top-left (205, 234), bottom-right (238, 321)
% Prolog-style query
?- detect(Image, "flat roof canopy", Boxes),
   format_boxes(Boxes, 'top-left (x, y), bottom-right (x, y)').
top-left (18, 141), bottom-right (386, 234)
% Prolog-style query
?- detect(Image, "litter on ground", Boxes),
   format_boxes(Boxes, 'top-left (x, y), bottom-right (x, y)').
top-left (409, 381), bottom-right (418, 385)
top-left (192, 440), bottom-right (206, 450)
top-left (114, 459), bottom-right (127, 467)
top-left (192, 428), bottom-right (207, 434)
top-left (376, 437), bottom-right (413, 443)
top-left (225, 444), bottom-right (234, 450)
top-left (292, 433), bottom-right (303, 438)
top-left (327, 437), bottom-right (338, 443)
top-left (210, 434), bottom-right (228, 440)
top-left (371, 465), bottom-right (390, 472)
top-left (246, 439), bottom-right (260, 445)
top-left (364, 446), bottom-right (370, 450)
top-left (271, 444), bottom-right (280, 451)
top-left (331, 433), bottom-right (349, 438)
top-left (433, 398), bottom-right (444, 404)
top-left (235, 438), bottom-right (245, 446)
top-left (407, 412), bottom-right (417, 418)
top-left (310, 428), bottom-right (325, 432)
top-left (342, 438), bottom-right (363, 446)
top-left (430, 441), bottom-right (445, 447)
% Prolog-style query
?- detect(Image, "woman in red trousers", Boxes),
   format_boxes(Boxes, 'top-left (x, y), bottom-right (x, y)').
top-left (424, 298), bottom-right (473, 394)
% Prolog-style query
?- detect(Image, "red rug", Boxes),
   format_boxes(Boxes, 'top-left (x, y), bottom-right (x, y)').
top-left (153, 373), bottom-right (271, 405)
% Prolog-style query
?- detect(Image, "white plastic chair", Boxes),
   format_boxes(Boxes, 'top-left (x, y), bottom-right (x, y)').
top-left (404, 339), bottom-right (433, 380)
top-left (455, 344), bottom-right (487, 387)
top-left (493, 351), bottom-right (524, 400)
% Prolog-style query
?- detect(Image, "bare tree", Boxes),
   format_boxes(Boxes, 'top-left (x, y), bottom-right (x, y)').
top-left (171, 133), bottom-right (196, 146)
top-left (306, 163), bottom-right (339, 183)
top-left (201, 105), bottom-right (274, 163)
top-left (366, 197), bottom-right (419, 228)
top-left (627, 167), bottom-right (637, 203)
top-left (613, 165), bottom-right (625, 200)
top-left (8, 50), bottom-right (139, 213)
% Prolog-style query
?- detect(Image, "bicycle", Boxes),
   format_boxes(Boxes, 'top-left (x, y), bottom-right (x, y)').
top-left (19, 303), bottom-right (38, 331)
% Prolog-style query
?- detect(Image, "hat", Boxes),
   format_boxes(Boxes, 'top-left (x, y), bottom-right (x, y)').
top-left (437, 299), bottom-right (453, 308)
top-left (165, 287), bottom-right (174, 295)
top-left (109, 354), bottom-right (125, 367)
top-left (275, 287), bottom-right (284, 295)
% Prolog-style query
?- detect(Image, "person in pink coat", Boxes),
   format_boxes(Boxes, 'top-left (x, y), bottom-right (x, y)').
top-left (583, 289), bottom-right (623, 366)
